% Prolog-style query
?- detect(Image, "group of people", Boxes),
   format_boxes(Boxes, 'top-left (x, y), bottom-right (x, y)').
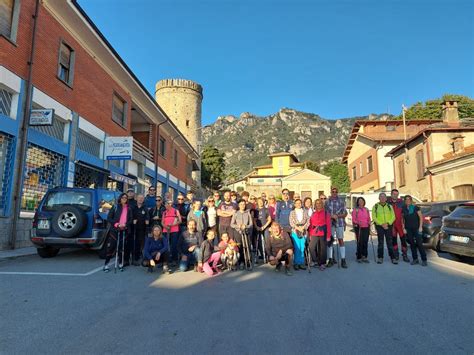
top-left (102, 186), bottom-right (428, 275)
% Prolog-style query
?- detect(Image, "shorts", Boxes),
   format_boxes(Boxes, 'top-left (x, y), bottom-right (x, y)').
top-left (331, 225), bottom-right (344, 240)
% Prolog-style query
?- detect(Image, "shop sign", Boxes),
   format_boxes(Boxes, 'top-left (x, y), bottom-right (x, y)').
top-left (30, 109), bottom-right (54, 126)
top-left (105, 136), bottom-right (133, 160)
top-left (110, 171), bottom-right (136, 185)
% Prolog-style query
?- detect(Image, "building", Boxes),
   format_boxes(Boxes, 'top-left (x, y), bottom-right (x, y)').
top-left (281, 169), bottom-right (331, 200)
top-left (387, 101), bottom-right (474, 201)
top-left (155, 79), bottom-right (203, 187)
top-left (342, 119), bottom-right (438, 193)
top-left (0, 0), bottom-right (199, 249)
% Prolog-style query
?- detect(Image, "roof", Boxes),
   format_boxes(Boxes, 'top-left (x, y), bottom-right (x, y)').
top-left (65, 0), bottom-right (199, 158)
top-left (386, 122), bottom-right (474, 157)
top-left (268, 152), bottom-right (299, 162)
top-left (342, 119), bottom-right (439, 163)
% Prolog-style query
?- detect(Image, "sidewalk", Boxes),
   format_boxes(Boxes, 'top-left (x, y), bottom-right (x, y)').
top-left (0, 247), bottom-right (37, 261)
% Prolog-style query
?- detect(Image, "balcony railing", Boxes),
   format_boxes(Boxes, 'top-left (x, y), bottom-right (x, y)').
top-left (133, 139), bottom-right (154, 162)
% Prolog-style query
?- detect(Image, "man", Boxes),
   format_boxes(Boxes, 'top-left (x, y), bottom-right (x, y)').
top-left (217, 190), bottom-right (237, 238)
top-left (127, 188), bottom-right (137, 209)
top-left (372, 193), bottom-right (397, 264)
top-left (265, 222), bottom-right (294, 276)
top-left (175, 193), bottom-right (189, 234)
top-left (388, 189), bottom-right (409, 262)
top-left (162, 200), bottom-right (182, 263)
top-left (142, 225), bottom-right (170, 274)
top-left (253, 197), bottom-right (272, 263)
top-left (149, 196), bottom-right (165, 229)
top-left (185, 190), bottom-right (195, 207)
top-left (261, 192), bottom-right (268, 207)
top-left (130, 194), bottom-right (149, 266)
top-left (144, 186), bottom-right (156, 210)
top-left (325, 187), bottom-right (348, 268)
top-left (240, 191), bottom-right (253, 211)
top-left (213, 191), bottom-right (222, 208)
top-left (276, 188), bottom-right (294, 235)
top-left (177, 220), bottom-right (203, 272)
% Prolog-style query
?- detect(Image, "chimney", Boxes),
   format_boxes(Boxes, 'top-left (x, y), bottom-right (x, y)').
top-left (442, 100), bottom-right (459, 125)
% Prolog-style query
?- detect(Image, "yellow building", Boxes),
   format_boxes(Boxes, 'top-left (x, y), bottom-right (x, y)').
top-left (387, 101), bottom-right (474, 201)
top-left (254, 152), bottom-right (303, 176)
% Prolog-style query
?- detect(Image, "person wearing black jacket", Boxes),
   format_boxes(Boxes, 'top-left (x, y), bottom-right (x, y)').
top-left (103, 193), bottom-right (133, 272)
top-left (265, 222), bottom-right (294, 276)
top-left (130, 194), bottom-right (149, 266)
top-left (178, 220), bottom-right (204, 272)
top-left (149, 196), bottom-right (165, 229)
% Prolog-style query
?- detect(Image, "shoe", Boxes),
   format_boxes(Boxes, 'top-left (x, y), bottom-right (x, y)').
top-left (147, 266), bottom-right (154, 273)
top-left (293, 265), bottom-right (299, 271)
top-left (421, 260), bottom-right (428, 267)
top-left (411, 259), bottom-right (419, 265)
top-left (341, 259), bottom-right (348, 268)
top-left (163, 265), bottom-right (171, 274)
top-left (326, 259), bottom-right (334, 268)
top-left (197, 265), bottom-right (204, 273)
top-left (391, 258), bottom-right (398, 265)
top-left (239, 263), bottom-right (245, 270)
top-left (123, 262), bottom-right (130, 267)
top-left (194, 265), bottom-right (198, 272)
top-left (299, 264), bottom-right (307, 270)
top-left (377, 258), bottom-right (383, 264)
top-left (285, 267), bottom-right (293, 276)
top-left (395, 256), bottom-right (399, 261)
top-left (362, 257), bottom-right (370, 264)
top-left (309, 262), bottom-right (316, 267)
top-left (319, 264), bottom-right (326, 271)
top-left (403, 255), bottom-right (410, 263)
top-left (150, 260), bottom-right (156, 267)
top-left (275, 263), bottom-right (282, 272)
top-left (332, 258), bottom-right (338, 265)
top-left (357, 258), bottom-right (362, 263)
top-left (103, 265), bottom-right (110, 273)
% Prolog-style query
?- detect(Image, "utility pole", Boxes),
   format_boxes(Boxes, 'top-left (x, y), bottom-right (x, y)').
top-left (402, 104), bottom-right (407, 141)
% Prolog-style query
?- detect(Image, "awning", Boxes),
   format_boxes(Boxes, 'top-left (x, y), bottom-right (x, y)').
top-left (110, 171), bottom-right (136, 185)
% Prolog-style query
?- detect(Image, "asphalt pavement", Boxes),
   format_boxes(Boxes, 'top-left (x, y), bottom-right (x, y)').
top-left (0, 231), bottom-right (473, 354)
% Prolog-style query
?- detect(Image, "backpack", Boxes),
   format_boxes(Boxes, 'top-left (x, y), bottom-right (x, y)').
top-left (375, 203), bottom-right (392, 216)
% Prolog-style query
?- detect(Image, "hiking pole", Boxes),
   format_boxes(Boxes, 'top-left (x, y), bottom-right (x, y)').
top-left (241, 230), bottom-right (252, 271)
top-left (305, 236), bottom-right (311, 274)
top-left (253, 231), bottom-right (259, 265)
top-left (369, 223), bottom-right (377, 262)
top-left (120, 230), bottom-right (125, 272)
top-left (132, 224), bottom-right (136, 266)
top-left (336, 237), bottom-right (341, 269)
top-left (114, 233), bottom-right (120, 274)
top-left (261, 231), bottom-right (267, 264)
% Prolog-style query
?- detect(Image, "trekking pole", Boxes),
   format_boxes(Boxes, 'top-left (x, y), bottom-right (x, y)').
top-left (120, 230), bottom-right (125, 272)
top-left (132, 224), bottom-right (136, 266)
top-left (369, 223), bottom-right (377, 262)
top-left (114, 233), bottom-right (120, 274)
top-left (336, 237), bottom-right (341, 269)
top-left (241, 230), bottom-right (251, 271)
top-left (261, 231), bottom-right (266, 264)
top-left (253, 231), bottom-right (259, 265)
top-left (305, 236), bottom-right (311, 274)
top-left (166, 229), bottom-right (171, 265)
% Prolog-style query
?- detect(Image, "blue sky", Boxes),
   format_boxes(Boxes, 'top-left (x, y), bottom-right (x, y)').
top-left (79, 0), bottom-right (474, 125)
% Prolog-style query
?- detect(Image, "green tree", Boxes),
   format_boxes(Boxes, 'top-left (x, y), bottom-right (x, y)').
top-left (395, 94), bottom-right (474, 120)
top-left (201, 146), bottom-right (226, 190)
top-left (305, 161), bottom-right (320, 173)
top-left (322, 161), bottom-right (350, 193)
top-left (224, 166), bottom-right (242, 183)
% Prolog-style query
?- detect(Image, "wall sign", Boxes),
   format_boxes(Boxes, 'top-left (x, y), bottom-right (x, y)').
top-left (104, 136), bottom-right (133, 160)
top-left (30, 109), bottom-right (55, 126)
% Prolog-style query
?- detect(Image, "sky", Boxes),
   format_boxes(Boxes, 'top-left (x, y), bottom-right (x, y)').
top-left (79, 0), bottom-right (474, 125)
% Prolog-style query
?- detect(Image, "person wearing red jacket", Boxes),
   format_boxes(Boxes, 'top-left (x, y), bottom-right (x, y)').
top-left (309, 199), bottom-right (331, 271)
top-left (388, 189), bottom-right (409, 262)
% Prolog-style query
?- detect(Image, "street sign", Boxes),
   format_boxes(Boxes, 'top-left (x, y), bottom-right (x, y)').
top-left (104, 136), bottom-right (133, 160)
top-left (30, 109), bottom-right (54, 126)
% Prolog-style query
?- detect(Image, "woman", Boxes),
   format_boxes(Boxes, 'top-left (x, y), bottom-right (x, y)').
top-left (162, 200), bottom-right (182, 263)
top-left (203, 195), bottom-right (218, 235)
top-left (289, 198), bottom-right (310, 270)
top-left (309, 199), bottom-right (331, 270)
top-left (149, 196), bottom-right (165, 229)
top-left (104, 193), bottom-right (133, 272)
top-left (200, 230), bottom-right (221, 276)
top-left (351, 197), bottom-right (371, 263)
top-left (231, 199), bottom-right (253, 269)
top-left (142, 225), bottom-right (170, 274)
top-left (267, 195), bottom-right (277, 220)
top-left (187, 200), bottom-right (207, 240)
top-left (402, 195), bottom-right (427, 266)
top-left (304, 197), bottom-right (313, 218)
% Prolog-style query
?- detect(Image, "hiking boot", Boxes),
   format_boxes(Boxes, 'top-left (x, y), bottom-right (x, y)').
top-left (275, 263), bottom-right (282, 272)
top-left (299, 264), bottom-right (307, 270)
top-left (326, 259), bottom-right (334, 268)
top-left (403, 255), bottom-right (410, 263)
top-left (319, 264), bottom-right (326, 271)
top-left (197, 265), bottom-right (204, 273)
top-left (309, 262), bottom-right (316, 268)
top-left (362, 257), bottom-right (370, 264)
top-left (285, 267), bottom-right (293, 276)
top-left (395, 256), bottom-right (399, 262)
top-left (391, 258), bottom-right (398, 265)
top-left (132, 260), bottom-right (140, 266)
top-left (293, 264), bottom-right (299, 271)
top-left (411, 259), bottom-right (419, 265)
top-left (341, 259), bottom-right (348, 268)
top-left (103, 265), bottom-right (110, 273)
top-left (163, 265), bottom-right (171, 274)
top-left (332, 258), bottom-right (338, 265)
top-left (357, 258), bottom-right (362, 263)
top-left (421, 260), bottom-right (428, 267)
top-left (239, 263), bottom-right (245, 270)
top-left (377, 258), bottom-right (383, 264)
top-left (147, 266), bottom-right (154, 273)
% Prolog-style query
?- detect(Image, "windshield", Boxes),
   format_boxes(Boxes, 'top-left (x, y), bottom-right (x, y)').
top-left (449, 206), bottom-right (474, 218)
top-left (43, 191), bottom-right (92, 211)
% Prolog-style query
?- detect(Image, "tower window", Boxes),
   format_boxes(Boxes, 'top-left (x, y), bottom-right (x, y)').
top-left (186, 120), bottom-right (190, 128)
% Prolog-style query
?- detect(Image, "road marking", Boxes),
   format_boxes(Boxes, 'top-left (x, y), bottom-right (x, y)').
top-left (429, 259), bottom-right (474, 278)
top-left (0, 265), bottom-right (104, 277)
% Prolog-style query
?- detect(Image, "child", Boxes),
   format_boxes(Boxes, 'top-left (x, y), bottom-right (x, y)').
top-left (218, 233), bottom-right (239, 271)
top-left (200, 230), bottom-right (221, 276)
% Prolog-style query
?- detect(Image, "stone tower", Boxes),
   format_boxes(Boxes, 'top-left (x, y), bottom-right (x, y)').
top-left (155, 79), bottom-right (203, 187)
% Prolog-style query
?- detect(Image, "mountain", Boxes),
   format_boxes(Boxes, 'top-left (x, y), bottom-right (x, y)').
top-left (202, 108), bottom-right (392, 180)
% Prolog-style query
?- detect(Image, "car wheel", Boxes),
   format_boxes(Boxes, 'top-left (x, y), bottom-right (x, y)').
top-left (37, 247), bottom-right (60, 258)
top-left (51, 206), bottom-right (87, 238)
top-left (432, 235), bottom-right (442, 252)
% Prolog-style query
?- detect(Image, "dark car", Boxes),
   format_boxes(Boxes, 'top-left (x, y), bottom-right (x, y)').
top-left (439, 202), bottom-right (474, 259)
top-left (418, 200), bottom-right (469, 251)
top-left (31, 187), bottom-right (121, 258)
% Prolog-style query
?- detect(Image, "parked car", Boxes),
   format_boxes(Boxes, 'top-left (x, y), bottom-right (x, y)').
top-left (418, 200), bottom-right (469, 251)
top-left (439, 202), bottom-right (474, 259)
top-left (31, 187), bottom-right (120, 258)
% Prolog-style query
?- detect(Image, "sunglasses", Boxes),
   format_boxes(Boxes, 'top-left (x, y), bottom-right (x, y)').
top-left (177, 198), bottom-right (184, 200)
top-left (156, 199), bottom-right (162, 202)
top-left (208, 200), bottom-right (215, 202)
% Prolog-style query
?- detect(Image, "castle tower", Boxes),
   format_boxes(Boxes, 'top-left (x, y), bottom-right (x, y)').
top-left (155, 79), bottom-right (203, 187)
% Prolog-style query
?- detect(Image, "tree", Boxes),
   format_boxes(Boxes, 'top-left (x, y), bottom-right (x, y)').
top-left (201, 146), bottom-right (226, 190)
top-left (304, 161), bottom-right (320, 173)
top-left (322, 161), bottom-right (350, 193)
top-left (224, 166), bottom-right (242, 183)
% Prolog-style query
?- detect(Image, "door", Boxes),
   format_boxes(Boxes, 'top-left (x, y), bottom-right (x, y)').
top-left (452, 185), bottom-right (474, 200)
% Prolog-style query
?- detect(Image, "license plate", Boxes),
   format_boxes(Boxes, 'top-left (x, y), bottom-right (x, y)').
top-left (449, 235), bottom-right (469, 244)
top-left (38, 220), bottom-right (50, 230)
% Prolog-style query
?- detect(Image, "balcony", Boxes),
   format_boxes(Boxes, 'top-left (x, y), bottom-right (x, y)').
top-left (133, 139), bottom-right (154, 162)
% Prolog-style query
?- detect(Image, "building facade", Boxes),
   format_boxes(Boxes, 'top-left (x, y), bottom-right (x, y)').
top-left (342, 120), bottom-right (437, 193)
top-left (0, 0), bottom-right (199, 249)
top-left (387, 102), bottom-right (474, 201)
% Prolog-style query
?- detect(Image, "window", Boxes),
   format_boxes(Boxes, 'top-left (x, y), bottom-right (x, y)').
top-left (0, 88), bottom-right (13, 117)
top-left (0, 0), bottom-right (20, 42)
top-left (112, 94), bottom-right (127, 127)
top-left (416, 150), bottom-right (425, 180)
top-left (398, 160), bottom-right (406, 186)
top-left (359, 162), bottom-right (363, 177)
top-left (44, 191), bottom-right (92, 212)
top-left (367, 155), bottom-right (373, 173)
top-left (173, 148), bottom-right (178, 167)
top-left (159, 136), bottom-right (166, 157)
top-left (352, 166), bottom-right (357, 181)
top-left (57, 41), bottom-right (75, 86)
top-left (186, 120), bottom-right (190, 128)
top-left (77, 130), bottom-right (101, 157)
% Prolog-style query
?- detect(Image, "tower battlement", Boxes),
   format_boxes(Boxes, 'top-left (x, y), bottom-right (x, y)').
top-left (155, 79), bottom-right (203, 97)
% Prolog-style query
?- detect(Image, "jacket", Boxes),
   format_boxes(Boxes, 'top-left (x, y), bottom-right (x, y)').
top-left (231, 210), bottom-right (253, 233)
top-left (178, 230), bottom-right (203, 254)
top-left (352, 207), bottom-right (371, 228)
top-left (187, 210), bottom-right (207, 233)
top-left (149, 205), bottom-right (166, 227)
top-left (276, 200), bottom-right (294, 227)
top-left (143, 236), bottom-right (169, 260)
top-left (200, 239), bottom-right (215, 263)
top-left (107, 204), bottom-right (133, 234)
top-left (309, 209), bottom-right (331, 240)
top-left (372, 203), bottom-right (395, 226)
top-left (289, 209), bottom-right (310, 232)
top-left (265, 231), bottom-right (293, 257)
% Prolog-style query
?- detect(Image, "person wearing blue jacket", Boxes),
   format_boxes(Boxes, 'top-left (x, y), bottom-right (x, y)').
top-left (142, 225), bottom-right (170, 274)
top-left (276, 188), bottom-right (294, 234)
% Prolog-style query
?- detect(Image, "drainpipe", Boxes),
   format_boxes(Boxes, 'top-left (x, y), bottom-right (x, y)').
top-left (155, 119), bottom-right (168, 189)
top-left (423, 132), bottom-right (435, 201)
top-left (9, 0), bottom-right (40, 249)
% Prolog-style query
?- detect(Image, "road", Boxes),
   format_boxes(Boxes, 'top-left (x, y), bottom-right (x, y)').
top-left (0, 231), bottom-right (473, 354)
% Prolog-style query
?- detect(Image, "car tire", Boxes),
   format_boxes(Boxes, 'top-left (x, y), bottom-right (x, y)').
top-left (37, 247), bottom-right (60, 258)
top-left (432, 235), bottom-right (442, 252)
top-left (51, 206), bottom-right (87, 238)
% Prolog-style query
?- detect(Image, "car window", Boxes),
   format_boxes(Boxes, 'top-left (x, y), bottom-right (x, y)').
top-left (43, 191), bottom-right (92, 211)
top-left (449, 206), bottom-right (474, 218)
top-left (99, 192), bottom-right (116, 214)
